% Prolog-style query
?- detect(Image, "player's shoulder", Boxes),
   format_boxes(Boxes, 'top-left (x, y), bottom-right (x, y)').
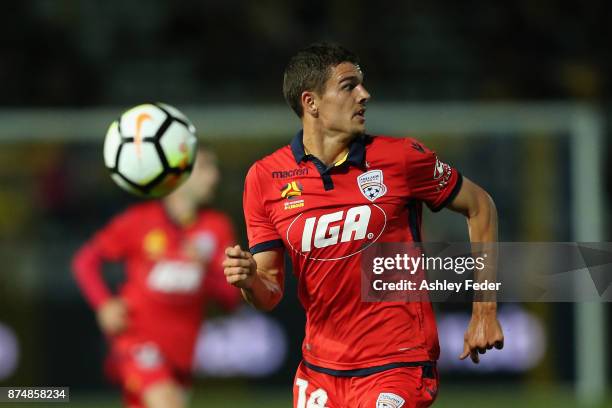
top-left (197, 207), bottom-right (233, 227)
top-left (368, 134), bottom-right (424, 149)
top-left (118, 201), bottom-right (162, 221)
top-left (366, 134), bottom-right (431, 163)
top-left (98, 201), bottom-right (161, 232)
top-left (126, 200), bottom-right (162, 214)
top-left (246, 144), bottom-right (295, 181)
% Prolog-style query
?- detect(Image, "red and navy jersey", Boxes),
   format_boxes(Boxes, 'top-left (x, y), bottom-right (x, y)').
top-left (244, 131), bottom-right (462, 371)
top-left (73, 202), bottom-right (240, 372)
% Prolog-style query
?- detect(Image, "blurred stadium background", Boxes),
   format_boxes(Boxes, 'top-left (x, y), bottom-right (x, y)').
top-left (0, 1), bottom-right (610, 407)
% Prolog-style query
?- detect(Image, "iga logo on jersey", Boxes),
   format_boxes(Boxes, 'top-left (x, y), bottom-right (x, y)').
top-left (147, 261), bottom-right (204, 293)
top-left (286, 204), bottom-right (387, 261)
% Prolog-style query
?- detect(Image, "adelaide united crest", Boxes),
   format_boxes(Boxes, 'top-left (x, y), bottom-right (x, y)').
top-left (357, 169), bottom-right (387, 202)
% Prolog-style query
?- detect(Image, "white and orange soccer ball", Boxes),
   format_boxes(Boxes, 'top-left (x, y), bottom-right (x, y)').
top-left (103, 103), bottom-right (198, 197)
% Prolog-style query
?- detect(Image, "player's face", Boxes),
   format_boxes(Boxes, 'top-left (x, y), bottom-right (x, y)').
top-left (315, 62), bottom-right (370, 136)
top-left (176, 150), bottom-right (220, 204)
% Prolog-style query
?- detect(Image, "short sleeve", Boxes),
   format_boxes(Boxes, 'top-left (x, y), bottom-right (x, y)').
top-left (403, 138), bottom-right (463, 212)
top-left (243, 163), bottom-right (284, 254)
top-left (90, 208), bottom-right (138, 259)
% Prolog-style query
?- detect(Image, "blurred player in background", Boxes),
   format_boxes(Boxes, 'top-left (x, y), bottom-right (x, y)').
top-left (224, 43), bottom-right (504, 407)
top-left (73, 146), bottom-right (240, 408)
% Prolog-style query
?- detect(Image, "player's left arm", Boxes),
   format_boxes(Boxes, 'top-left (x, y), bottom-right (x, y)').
top-left (447, 176), bottom-right (504, 364)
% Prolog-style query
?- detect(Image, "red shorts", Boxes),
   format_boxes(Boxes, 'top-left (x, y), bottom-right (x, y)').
top-left (105, 340), bottom-right (191, 408)
top-left (293, 361), bottom-right (439, 408)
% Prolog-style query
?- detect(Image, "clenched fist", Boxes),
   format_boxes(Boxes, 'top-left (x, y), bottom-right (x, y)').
top-left (223, 245), bottom-right (257, 289)
top-left (97, 297), bottom-right (128, 336)
top-left (459, 304), bottom-right (504, 364)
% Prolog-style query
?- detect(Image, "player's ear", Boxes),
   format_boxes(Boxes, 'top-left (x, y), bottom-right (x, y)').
top-left (301, 91), bottom-right (318, 118)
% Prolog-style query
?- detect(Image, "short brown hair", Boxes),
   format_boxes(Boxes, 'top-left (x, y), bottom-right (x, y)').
top-left (282, 42), bottom-right (360, 117)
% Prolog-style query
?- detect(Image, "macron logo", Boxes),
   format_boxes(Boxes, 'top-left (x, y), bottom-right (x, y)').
top-left (272, 168), bottom-right (309, 179)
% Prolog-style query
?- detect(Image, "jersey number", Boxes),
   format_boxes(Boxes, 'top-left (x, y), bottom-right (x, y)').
top-left (295, 378), bottom-right (328, 408)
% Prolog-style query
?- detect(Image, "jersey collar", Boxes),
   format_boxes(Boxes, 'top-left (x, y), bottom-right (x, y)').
top-left (290, 129), bottom-right (366, 168)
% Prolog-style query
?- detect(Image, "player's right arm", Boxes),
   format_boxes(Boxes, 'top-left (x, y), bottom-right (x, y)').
top-left (72, 208), bottom-right (136, 335)
top-left (223, 245), bottom-right (284, 311)
top-left (226, 162), bottom-right (285, 311)
top-left (73, 244), bottom-right (129, 335)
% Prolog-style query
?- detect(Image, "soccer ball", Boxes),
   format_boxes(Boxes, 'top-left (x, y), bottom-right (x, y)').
top-left (104, 103), bottom-right (198, 197)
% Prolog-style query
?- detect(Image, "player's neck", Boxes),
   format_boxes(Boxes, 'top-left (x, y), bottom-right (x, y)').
top-left (163, 195), bottom-right (197, 227)
top-left (302, 125), bottom-right (353, 167)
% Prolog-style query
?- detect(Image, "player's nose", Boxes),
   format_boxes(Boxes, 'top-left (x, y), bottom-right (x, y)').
top-left (357, 84), bottom-right (370, 105)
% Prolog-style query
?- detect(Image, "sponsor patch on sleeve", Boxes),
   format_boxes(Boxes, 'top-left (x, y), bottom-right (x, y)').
top-left (376, 392), bottom-right (405, 408)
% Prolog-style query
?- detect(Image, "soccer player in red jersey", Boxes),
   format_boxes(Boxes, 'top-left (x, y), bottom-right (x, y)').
top-left (224, 43), bottom-right (504, 407)
top-left (73, 147), bottom-right (240, 408)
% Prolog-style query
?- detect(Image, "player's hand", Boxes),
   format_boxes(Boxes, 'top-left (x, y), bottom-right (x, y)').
top-left (459, 304), bottom-right (504, 364)
top-left (96, 298), bottom-right (129, 336)
top-left (223, 245), bottom-right (257, 289)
